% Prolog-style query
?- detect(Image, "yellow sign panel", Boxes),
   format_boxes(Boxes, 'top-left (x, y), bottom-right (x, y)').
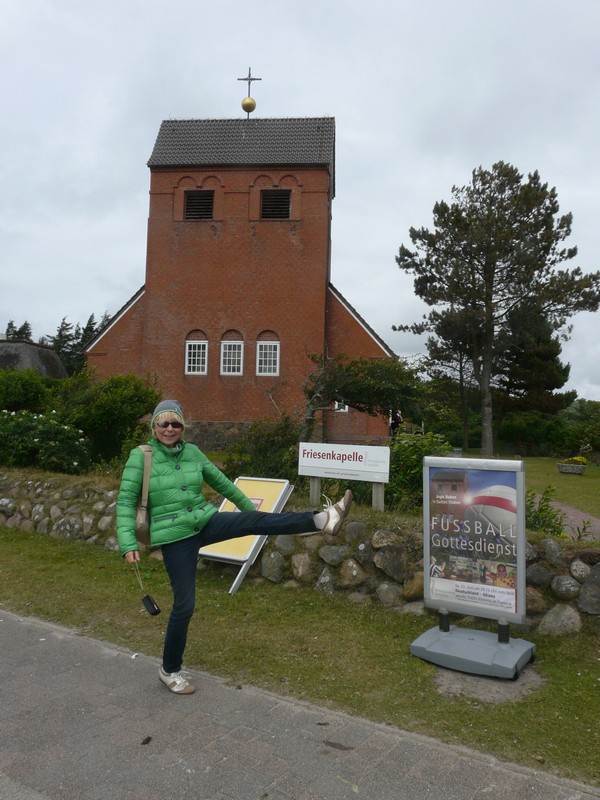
top-left (200, 533), bottom-right (257, 562)
top-left (198, 477), bottom-right (294, 593)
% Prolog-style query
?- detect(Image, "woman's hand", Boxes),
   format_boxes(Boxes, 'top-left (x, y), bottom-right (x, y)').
top-left (125, 550), bottom-right (140, 564)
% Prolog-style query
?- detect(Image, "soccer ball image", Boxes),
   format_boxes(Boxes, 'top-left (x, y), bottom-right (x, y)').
top-left (463, 484), bottom-right (517, 539)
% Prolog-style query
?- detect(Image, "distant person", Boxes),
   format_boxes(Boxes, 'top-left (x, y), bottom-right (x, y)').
top-left (389, 409), bottom-right (402, 436)
top-left (117, 400), bottom-right (353, 695)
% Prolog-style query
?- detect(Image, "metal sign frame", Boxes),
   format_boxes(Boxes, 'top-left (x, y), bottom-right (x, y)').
top-left (422, 456), bottom-right (526, 625)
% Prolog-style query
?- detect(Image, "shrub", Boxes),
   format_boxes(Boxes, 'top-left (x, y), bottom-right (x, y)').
top-left (0, 368), bottom-right (51, 412)
top-left (224, 416), bottom-right (303, 482)
top-left (525, 486), bottom-right (565, 536)
top-left (50, 372), bottom-right (161, 462)
top-left (0, 409), bottom-right (91, 474)
top-left (559, 399), bottom-right (600, 452)
top-left (497, 411), bottom-right (569, 456)
top-left (386, 432), bottom-right (452, 509)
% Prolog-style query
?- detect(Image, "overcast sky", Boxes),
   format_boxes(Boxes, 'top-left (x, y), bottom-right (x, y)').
top-left (2, 0), bottom-right (599, 399)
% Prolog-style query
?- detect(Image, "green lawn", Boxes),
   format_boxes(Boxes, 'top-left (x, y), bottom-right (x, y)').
top-left (1, 502), bottom-right (599, 787)
top-left (523, 457), bottom-right (600, 517)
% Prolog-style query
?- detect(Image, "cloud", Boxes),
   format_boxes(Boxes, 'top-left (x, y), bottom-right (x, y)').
top-left (1, 0), bottom-right (599, 399)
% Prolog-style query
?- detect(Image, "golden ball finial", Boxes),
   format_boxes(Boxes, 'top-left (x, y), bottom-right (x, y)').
top-left (241, 96), bottom-right (256, 114)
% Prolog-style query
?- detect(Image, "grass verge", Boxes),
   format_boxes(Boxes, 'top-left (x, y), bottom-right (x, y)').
top-left (1, 524), bottom-right (598, 787)
top-left (524, 457), bottom-right (600, 518)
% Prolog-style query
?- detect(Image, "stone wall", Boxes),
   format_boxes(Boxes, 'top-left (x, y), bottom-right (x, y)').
top-left (1, 471), bottom-right (599, 635)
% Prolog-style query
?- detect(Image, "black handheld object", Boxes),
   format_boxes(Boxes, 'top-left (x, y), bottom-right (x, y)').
top-left (142, 594), bottom-right (161, 616)
top-left (133, 562), bottom-right (161, 616)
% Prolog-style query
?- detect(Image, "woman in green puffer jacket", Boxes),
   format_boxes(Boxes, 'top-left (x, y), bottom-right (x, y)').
top-left (117, 400), bottom-right (353, 696)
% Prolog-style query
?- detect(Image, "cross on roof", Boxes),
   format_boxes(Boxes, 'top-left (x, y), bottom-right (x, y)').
top-left (237, 67), bottom-right (262, 96)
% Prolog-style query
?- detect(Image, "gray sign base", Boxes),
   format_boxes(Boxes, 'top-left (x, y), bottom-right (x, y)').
top-left (410, 625), bottom-right (536, 680)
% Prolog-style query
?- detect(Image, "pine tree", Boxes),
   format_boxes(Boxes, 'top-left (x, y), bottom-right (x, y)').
top-left (396, 161), bottom-right (600, 455)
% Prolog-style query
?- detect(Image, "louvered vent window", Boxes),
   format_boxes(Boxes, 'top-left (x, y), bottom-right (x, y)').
top-left (184, 190), bottom-right (214, 219)
top-left (260, 189), bottom-right (291, 219)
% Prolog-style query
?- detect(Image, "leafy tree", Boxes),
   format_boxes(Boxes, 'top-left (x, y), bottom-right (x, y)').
top-left (301, 354), bottom-right (422, 441)
top-left (395, 161), bottom-right (600, 455)
top-left (420, 378), bottom-right (477, 448)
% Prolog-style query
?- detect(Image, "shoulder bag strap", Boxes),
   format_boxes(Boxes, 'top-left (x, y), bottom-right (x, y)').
top-left (138, 445), bottom-right (153, 511)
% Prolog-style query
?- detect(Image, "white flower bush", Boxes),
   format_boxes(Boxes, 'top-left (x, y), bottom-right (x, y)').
top-left (0, 409), bottom-right (91, 474)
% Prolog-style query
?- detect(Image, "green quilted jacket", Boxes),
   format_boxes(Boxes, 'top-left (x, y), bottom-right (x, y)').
top-left (116, 438), bottom-right (256, 555)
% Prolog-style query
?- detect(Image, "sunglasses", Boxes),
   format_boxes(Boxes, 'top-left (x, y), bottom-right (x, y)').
top-left (156, 420), bottom-right (183, 429)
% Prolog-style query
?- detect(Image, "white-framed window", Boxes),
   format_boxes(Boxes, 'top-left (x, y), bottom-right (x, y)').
top-left (185, 340), bottom-right (208, 375)
top-left (256, 341), bottom-right (280, 376)
top-left (333, 401), bottom-right (349, 413)
top-left (220, 341), bottom-right (244, 375)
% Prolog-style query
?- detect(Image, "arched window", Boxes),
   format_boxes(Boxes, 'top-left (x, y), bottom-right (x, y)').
top-left (185, 330), bottom-right (208, 375)
top-left (256, 330), bottom-right (280, 376)
top-left (220, 330), bottom-right (244, 375)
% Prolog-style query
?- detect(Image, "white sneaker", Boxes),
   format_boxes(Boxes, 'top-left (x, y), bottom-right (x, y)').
top-left (322, 490), bottom-right (353, 535)
top-left (158, 666), bottom-right (196, 695)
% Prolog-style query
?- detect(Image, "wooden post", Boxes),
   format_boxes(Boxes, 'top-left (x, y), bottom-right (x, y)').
top-left (309, 476), bottom-right (321, 506)
top-left (372, 482), bottom-right (385, 512)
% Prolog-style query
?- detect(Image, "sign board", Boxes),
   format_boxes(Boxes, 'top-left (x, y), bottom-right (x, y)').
top-left (423, 457), bottom-right (526, 624)
top-left (198, 477), bottom-right (293, 594)
top-left (298, 442), bottom-right (390, 483)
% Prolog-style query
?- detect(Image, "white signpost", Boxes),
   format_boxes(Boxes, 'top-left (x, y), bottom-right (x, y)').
top-left (298, 442), bottom-right (390, 510)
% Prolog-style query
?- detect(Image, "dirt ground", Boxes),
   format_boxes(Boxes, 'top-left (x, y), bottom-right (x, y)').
top-left (434, 663), bottom-right (544, 704)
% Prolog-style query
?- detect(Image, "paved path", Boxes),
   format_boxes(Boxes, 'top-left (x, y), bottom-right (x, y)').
top-left (550, 501), bottom-right (600, 540)
top-left (1, 611), bottom-right (598, 800)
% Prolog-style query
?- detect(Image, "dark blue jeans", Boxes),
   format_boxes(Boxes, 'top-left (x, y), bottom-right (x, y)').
top-left (160, 510), bottom-right (318, 672)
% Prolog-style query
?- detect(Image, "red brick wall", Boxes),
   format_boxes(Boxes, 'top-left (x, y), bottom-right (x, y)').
top-left (143, 166), bottom-right (331, 422)
top-left (90, 166), bottom-right (331, 422)
top-left (324, 290), bottom-right (391, 443)
top-left (86, 295), bottom-right (145, 377)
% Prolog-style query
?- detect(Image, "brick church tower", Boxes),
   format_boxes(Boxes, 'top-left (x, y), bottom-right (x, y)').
top-left (86, 113), bottom-right (394, 447)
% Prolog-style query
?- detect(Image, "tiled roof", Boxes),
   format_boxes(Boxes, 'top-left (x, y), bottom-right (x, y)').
top-left (147, 117), bottom-right (335, 171)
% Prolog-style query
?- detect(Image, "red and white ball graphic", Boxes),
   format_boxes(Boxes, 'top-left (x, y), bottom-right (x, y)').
top-left (463, 484), bottom-right (517, 537)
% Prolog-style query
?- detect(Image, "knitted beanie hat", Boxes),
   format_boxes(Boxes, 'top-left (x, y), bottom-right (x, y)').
top-left (151, 399), bottom-right (184, 428)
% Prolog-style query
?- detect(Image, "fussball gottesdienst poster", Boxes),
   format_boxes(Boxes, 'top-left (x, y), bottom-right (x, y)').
top-left (423, 457), bottom-right (526, 624)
